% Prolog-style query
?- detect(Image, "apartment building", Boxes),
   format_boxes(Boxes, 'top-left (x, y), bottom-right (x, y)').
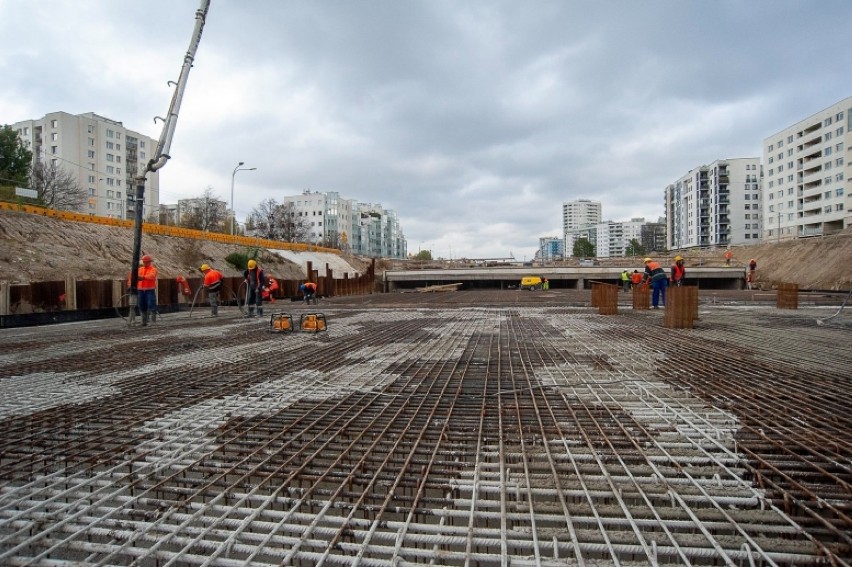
top-left (279, 190), bottom-right (407, 258)
top-left (537, 236), bottom-right (565, 261)
top-left (665, 157), bottom-right (761, 250)
top-left (562, 199), bottom-right (602, 255)
top-left (762, 96), bottom-right (851, 240)
top-left (12, 112), bottom-right (160, 220)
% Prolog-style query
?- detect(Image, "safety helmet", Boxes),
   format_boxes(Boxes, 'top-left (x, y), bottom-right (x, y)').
top-left (247, 259), bottom-right (257, 269)
top-left (141, 254), bottom-right (152, 264)
top-left (643, 257), bottom-right (652, 264)
top-left (200, 263), bottom-right (210, 272)
top-left (673, 255), bottom-right (683, 262)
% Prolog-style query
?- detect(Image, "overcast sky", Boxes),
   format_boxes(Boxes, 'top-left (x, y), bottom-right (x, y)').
top-left (2, 1), bottom-right (850, 260)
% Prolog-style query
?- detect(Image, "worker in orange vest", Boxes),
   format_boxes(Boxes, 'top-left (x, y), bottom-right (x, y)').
top-left (724, 249), bottom-right (733, 267)
top-left (136, 254), bottom-right (158, 326)
top-left (630, 270), bottom-right (642, 289)
top-left (670, 255), bottom-right (686, 287)
top-left (642, 257), bottom-right (668, 309)
top-left (200, 263), bottom-right (223, 316)
top-left (262, 276), bottom-right (279, 303)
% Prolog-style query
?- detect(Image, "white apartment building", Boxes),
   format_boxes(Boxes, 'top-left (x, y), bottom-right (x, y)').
top-left (562, 199), bottom-right (602, 231)
top-left (595, 218), bottom-right (645, 258)
top-left (562, 199), bottom-right (602, 255)
top-left (665, 157), bottom-right (761, 250)
top-left (279, 190), bottom-right (407, 258)
top-left (12, 112), bottom-right (160, 220)
top-left (762, 96), bottom-right (851, 240)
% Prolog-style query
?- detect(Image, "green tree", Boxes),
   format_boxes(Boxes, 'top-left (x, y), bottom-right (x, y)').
top-left (414, 250), bottom-right (432, 260)
top-left (0, 125), bottom-right (33, 186)
top-left (572, 237), bottom-right (595, 258)
top-left (624, 238), bottom-right (645, 258)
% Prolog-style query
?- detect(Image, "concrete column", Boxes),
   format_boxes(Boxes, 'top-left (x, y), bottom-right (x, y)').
top-left (576, 278), bottom-right (584, 290)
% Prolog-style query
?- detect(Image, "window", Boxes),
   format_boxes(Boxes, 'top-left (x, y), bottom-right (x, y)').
top-left (837, 127), bottom-right (844, 136)
top-left (787, 187), bottom-right (793, 195)
top-left (768, 144), bottom-right (774, 151)
top-left (825, 147), bottom-right (832, 156)
top-left (140, 141), bottom-right (145, 148)
top-left (824, 191), bottom-right (832, 199)
top-left (768, 181), bottom-right (775, 188)
top-left (106, 141), bottom-right (114, 150)
top-left (836, 188), bottom-right (844, 197)
top-left (752, 234), bottom-right (758, 239)
top-left (769, 205), bottom-right (774, 212)
top-left (116, 144), bottom-right (120, 151)
top-left (778, 164), bottom-right (784, 172)
top-left (88, 188), bottom-right (95, 196)
top-left (837, 204), bottom-right (844, 211)
top-left (107, 129), bottom-right (114, 138)
top-left (837, 173), bottom-right (844, 182)
top-left (824, 206), bottom-right (832, 213)
top-left (745, 214), bottom-right (751, 219)
top-left (837, 142), bottom-right (844, 152)
top-left (837, 111), bottom-right (845, 121)
top-left (825, 117), bottom-right (833, 126)
top-left (140, 151), bottom-right (146, 160)
top-left (116, 168), bottom-right (121, 175)
top-left (788, 200), bottom-right (794, 208)
top-left (116, 132), bottom-right (121, 140)
top-left (88, 175), bottom-right (95, 183)
top-left (106, 154), bottom-right (114, 162)
top-left (769, 192), bottom-right (774, 199)
top-left (116, 155), bottom-right (121, 163)
top-left (106, 166), bottom-right (114, 174)
top-left (51, 119), bottom-right (57, 128)
top-left (788, 174), bottom-right (794, 182)
top-left (745, 223), bottom-right (751, 229)
top-left (778, 140), bottom-right (784, 148)
top-left (824, 177), bottom-right (831, 185)
top-left (768, 157), bottom-right (774, 165)
top-left (745, 234), bottom-right (751, 239)
top-left (88, 138), bottom-right (94, 147)
top-left (116, 192), bottom-right (121, 199)
top-left (788, 135), bottom-right (793, 143)
top-left (50, 145), bottom-right (57, 154)
top-left (51, 132), bottom-right (58, 141)
top-left (88, 125), bottom-right (94, 134)
top-left (106, 178), bottom-right (115, 186)
top-left (825, 131), bottom-right (833, 141)
top-left (107, 190), bottom-right (114, 198)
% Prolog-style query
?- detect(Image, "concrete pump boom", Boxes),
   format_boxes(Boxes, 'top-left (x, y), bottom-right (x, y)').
top-left (128, 0), bottom-right (211, 313)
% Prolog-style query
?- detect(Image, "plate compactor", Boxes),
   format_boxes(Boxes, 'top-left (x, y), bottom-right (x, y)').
top-left (269, 312), bottom-right (327, 334)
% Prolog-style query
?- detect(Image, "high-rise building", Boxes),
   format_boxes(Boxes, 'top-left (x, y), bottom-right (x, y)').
top-left (537, 236), bottom-right (564, 261)
top-left (562, 199), bottom-right (602, 231)
top-left (11, 112), bottom-right (160, 220)
top-left (665, 158), bottom-right (761, 250)
top-left (762, 96), bottom-right (851, 240)
top-left (278, 190), bottom-right (407, 258)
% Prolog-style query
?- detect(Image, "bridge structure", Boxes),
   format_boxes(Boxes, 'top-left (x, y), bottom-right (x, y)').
top-left (384, 265), bottom-right (747, 292)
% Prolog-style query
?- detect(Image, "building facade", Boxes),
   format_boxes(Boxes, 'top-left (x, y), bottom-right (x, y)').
top-left (762, 96), bottom-right (851, 240)
top-left (537, 236), bottom-right (565, 261)
top-left (278, 190), bottom-right (407, 258)
top-left (12, 112), bottom-right (160, 220)
top-left (665, 157), bottom-right (761, 250)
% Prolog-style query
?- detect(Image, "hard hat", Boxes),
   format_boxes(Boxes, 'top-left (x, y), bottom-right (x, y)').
top-left (643, 257), bottom-right (652, 263)
top-left (673, 255), bottom-right (683, 262)
top-left (247, 259), bottom-right (257, 269)
top-left (141, 254), bottom-right (152, 263)
top-left (200, 263), bottom-right (210, 271)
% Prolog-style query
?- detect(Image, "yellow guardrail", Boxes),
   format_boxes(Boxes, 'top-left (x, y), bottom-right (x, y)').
top-left (0, 201), bottom-right (340, 254)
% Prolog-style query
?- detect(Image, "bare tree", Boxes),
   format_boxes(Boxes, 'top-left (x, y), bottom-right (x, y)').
top-left (180, 186), bottom-right (227, 232)
top-left (30, 161), bottom-right (86, 210)
top-left (249, 199), bottom-right (310, 242)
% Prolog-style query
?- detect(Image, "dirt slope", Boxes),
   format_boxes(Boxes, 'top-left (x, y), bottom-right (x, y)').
top-left (0, 210), bottom-right (368, 284)
top-left (0, 209), bottom-right (850, 290)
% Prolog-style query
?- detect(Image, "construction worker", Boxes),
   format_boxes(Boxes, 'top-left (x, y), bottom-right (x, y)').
top-left (243, 259), bottom-right (265, 317)
top-left (262, 276), bottom-right (279, 304)
top-left (300, 281), bottom-right (317, 304)
top-left (630, 269), bottom-right (642, 289)
top-left (747, 259), bottom-right (757, 290)
top-left (724, 248), bottom-right (733, 267)
top-left (642, 257), bottom-right (668, 309)
top-left (200, 263), bottom-right (223, 316)
top-left (136, 254), bottom-right (158, 326)
top-left (670, 256), bottom-right (686, 287)
top-left (621, 270), bottom-right (630, 292)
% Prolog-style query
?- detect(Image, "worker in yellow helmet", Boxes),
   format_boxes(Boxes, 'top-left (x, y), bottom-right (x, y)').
top-left (200, 263), bottom-right (223, 316)
top-left (642, 257), bottom-right (668, 309)
top-left (242, 259), bottom-right (265, 317)
top-left (670, 255), bottom-right (686, 287)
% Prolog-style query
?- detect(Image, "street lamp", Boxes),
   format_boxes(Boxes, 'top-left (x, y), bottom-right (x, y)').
top-left (230, 161), bottom-right (257, 235)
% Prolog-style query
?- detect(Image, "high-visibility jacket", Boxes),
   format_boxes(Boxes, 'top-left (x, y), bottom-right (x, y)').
top-left (203, 269), bottom-right (223, 292)
top-left (621, 271), bottom-right (629, 282)
top-left (644, 261), bottom-right (667, 281)
top-left (671, 263), bottom-right (685, 282)
top-left (136, 265), bottom-right (158, 290)
top-left (631, 272), bottom-right (642, 285)
top-left (303, 282), bottom-right (317, 293)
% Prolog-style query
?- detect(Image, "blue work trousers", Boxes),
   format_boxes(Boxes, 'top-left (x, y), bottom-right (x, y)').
top-left (651, 278), bottom-right (668, 308)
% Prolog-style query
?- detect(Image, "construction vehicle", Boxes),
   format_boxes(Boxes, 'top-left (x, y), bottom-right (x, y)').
top-left (520, 276), bottom-right (543, 290)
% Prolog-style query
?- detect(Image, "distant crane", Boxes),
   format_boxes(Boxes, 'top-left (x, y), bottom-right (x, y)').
top-left (127, 0), bottom-right (211, 312)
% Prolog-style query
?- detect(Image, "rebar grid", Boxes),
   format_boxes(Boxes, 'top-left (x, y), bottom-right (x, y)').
top-left (0, 293), bottom-right (849, 566)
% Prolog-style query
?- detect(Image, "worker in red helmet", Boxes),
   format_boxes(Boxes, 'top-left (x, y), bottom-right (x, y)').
top-left (136, 254), bottom-right (158, 326)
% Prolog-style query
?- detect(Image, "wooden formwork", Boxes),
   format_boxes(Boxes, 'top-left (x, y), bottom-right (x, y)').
top-left (665, 285), bottom-right (698, 329)
top-left (777, 282), bottom-right (799, 309)
top-left (591, 282), bottom-right (619, 315)
top-left (632, 286), bottom-right (650, 310)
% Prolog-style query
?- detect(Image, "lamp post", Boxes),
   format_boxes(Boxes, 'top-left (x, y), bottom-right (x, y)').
top-left (230, 161), bottom-right (257, 235)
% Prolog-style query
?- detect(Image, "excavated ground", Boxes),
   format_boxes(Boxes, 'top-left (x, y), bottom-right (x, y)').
top-left (0, 290), bottom-right (849, 566)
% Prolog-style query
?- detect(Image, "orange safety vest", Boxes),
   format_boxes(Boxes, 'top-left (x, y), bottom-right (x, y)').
top-left (204, 269), bottom-right (223, 291)
top-left (671, 263), bottom-right (685, 282)
top-left (137, 265), bottom-right (158, 290)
